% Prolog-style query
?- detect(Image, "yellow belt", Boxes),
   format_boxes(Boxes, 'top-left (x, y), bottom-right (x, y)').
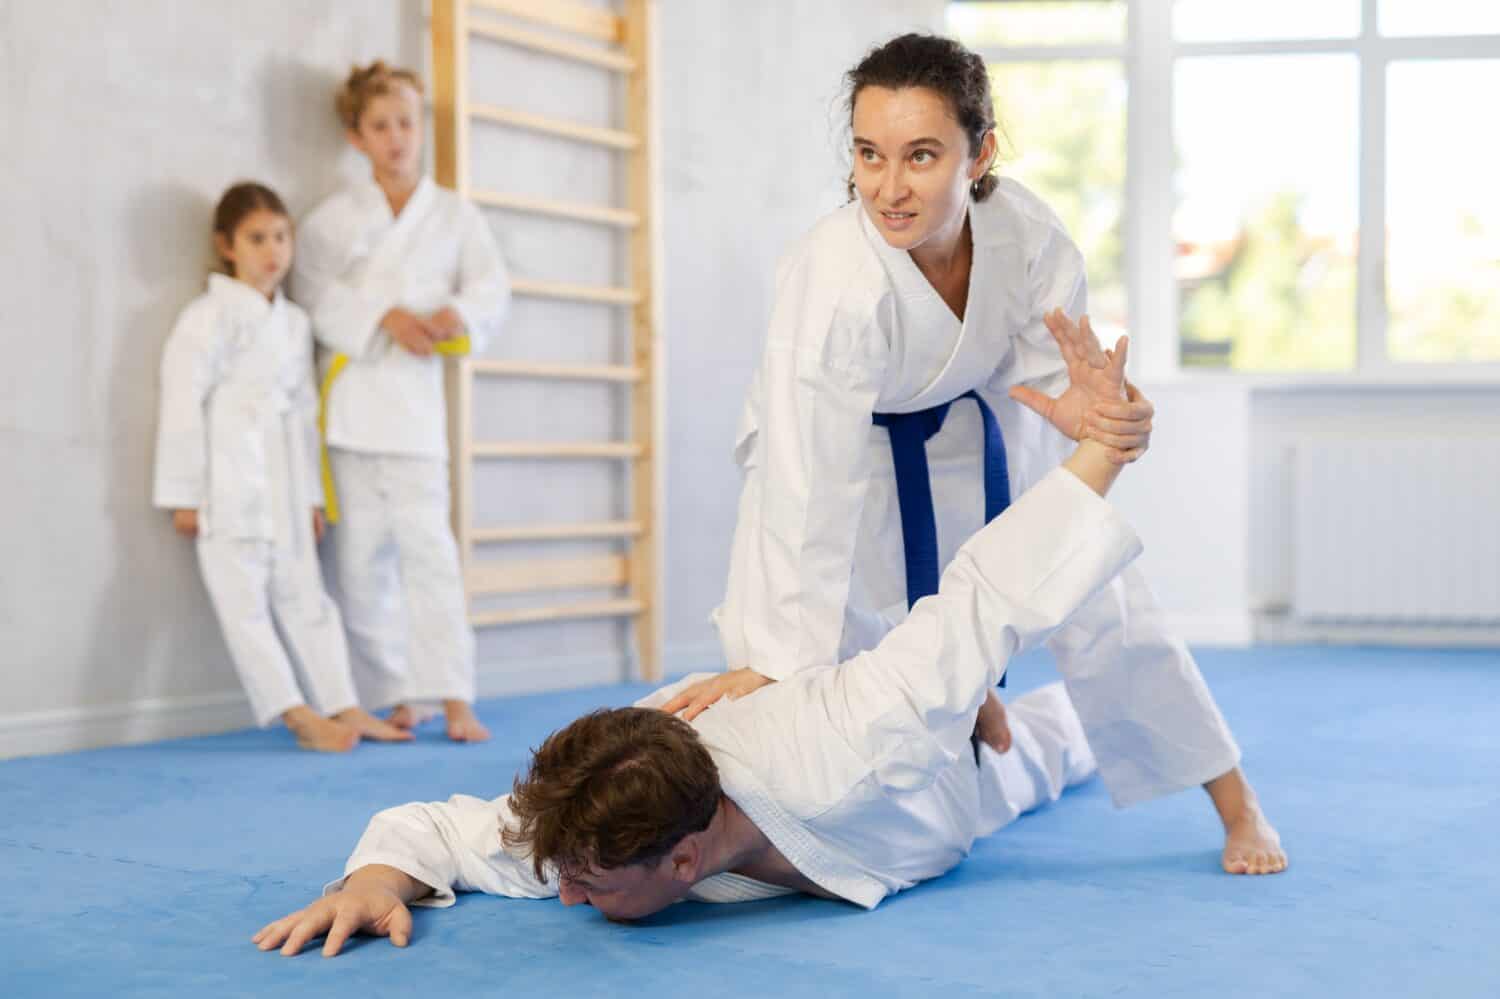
top-left (318, 334), bottom-right (470, 524)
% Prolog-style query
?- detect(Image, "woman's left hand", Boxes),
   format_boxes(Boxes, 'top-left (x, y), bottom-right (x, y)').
top-left (1010, 308), bottom-right (1149, 463)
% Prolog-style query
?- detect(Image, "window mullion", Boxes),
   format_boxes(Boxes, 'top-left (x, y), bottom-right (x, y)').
top-left (1357, 0), bottom-right (1390, 372)
top-left (1126, 0), bottom-right (1177, 378)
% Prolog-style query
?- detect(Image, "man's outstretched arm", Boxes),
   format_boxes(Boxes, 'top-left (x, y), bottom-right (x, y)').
top-left (253, 794), bottom-right (558, 957)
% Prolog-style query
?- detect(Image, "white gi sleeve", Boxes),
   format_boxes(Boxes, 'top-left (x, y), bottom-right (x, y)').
top-left (821, 467), bottom-right (1141, 793)
top-left (292, 207), bottom-right (394, 359)
top-left (446, 202), bottom-right (510, 354)
top-left (289, 306), bottom-right (324, 507)
top-left (328, 794), bottom-right (557, 908)
top-left (718, 255), bottom-right (890, 682)
top-left (152, 298), bottom-right (224, 510)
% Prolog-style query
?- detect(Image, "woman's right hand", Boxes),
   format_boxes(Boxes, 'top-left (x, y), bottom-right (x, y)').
top-left (172, 509), bottom-right (199, 537)
top-left (659, 668), bottom-right (776, 722)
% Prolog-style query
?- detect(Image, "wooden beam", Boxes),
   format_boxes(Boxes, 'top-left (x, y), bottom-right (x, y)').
top-left (469, 20), bottom-right (636, 72)
top-left (472, 520), bottom-right (644, 544)
top-left (470, 189), bottom-right (640, 228)
top-left (471, 598), bottom-right (643, 629)
top-left (623, 0), bottom-right (662, 683)
top-left (430, 0), bottom-right (469, 196)
top-left (468, 0), bottom-right (623, 45)
top-left (467, 555), bottom-right (627, 596)
top-left (510, 277), bottom-right (641, 306)
top-left (472, 441), bottom-right (644, 459)
top-left (469, 103), bottom-right (639, 150)
top-left (470, 359), bottom-right (641, 382)
top-left (432, 1), bottom-right (475, 573)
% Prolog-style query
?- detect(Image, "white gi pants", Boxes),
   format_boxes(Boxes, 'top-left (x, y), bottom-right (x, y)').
top-left (328, 449), bottom-right (475, 708)
top-left (197, 536), bottom-right (358, 727)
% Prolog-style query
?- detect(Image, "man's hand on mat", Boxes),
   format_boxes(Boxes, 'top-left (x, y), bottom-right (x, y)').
top-left (253, 865), bottom-right (425, 957)
top-left (312, 508), bottom-right (327, 542)
top-left (383, 307), bottom-right (438, 357)
top-left (1009, 309), bottom-right (1147, 464)
top-left (659, 668), bottom-right (775, 721)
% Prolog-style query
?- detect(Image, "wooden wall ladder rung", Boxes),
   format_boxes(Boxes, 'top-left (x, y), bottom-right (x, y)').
top-left (432, 0), bottom-right (660, 681)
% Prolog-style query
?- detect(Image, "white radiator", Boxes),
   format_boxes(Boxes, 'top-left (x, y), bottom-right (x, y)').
top-left (1292, 435), bottom-right (1500, 623)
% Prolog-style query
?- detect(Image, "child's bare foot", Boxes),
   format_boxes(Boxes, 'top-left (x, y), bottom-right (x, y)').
top-left (1222, 810), bottom-right (1288, 875)
top-left (334, 706), bottom-right (414, 742)
top-left (444, 699), bottom-right (490, 743)
top-left (973, 689), bottom-right (1012, 754)
top-left (282, 706), bottom-right (359, 753)
top-left (386, 703), bottom-right (438, 729)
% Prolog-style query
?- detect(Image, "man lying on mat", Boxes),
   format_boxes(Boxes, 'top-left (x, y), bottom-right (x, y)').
top-left (255, 316), bottom-right (1285, 958)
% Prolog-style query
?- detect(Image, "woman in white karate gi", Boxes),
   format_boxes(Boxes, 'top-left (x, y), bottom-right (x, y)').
top-left (668, 34), bottom-right (1284, 874)
top-left (154, 183), bottom-right (411, 751)
top-left (293, 63), bottom-right (511, 743)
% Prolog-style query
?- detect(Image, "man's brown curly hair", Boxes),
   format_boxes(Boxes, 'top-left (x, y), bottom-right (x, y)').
top-left (503, 707), bottom-right (722, 882)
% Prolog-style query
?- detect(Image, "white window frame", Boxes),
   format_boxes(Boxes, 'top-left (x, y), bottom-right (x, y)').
top-left (958, 0), bottom-right (1500, 385)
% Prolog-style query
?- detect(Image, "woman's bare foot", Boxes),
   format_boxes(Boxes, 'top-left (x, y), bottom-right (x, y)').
top-left (1204, 767), bottom-right (1288, 875)
top-left (1222, 810), bottom-right (1288, 875)
top-left (973, 689), bottom-right (1012, 754)
top-left (282, 706), bottom-right (359, 753)
top-left (334, 706), bottom-right (415, 742)
top-left (443, 699), bottom-right (490, 743)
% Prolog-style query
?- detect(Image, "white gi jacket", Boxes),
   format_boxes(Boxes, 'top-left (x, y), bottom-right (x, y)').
top-left (292, 176), bottom-right (511, 459)
top-left (152, 274), bottom-right (322, 539)
top-left (714, 180), bottom-right (1240, 807)
top-left (332, 468), bottom-right (1138, 909)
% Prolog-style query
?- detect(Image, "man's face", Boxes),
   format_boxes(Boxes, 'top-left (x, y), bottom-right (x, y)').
top-left (556, 855), bottom-right (691, 921)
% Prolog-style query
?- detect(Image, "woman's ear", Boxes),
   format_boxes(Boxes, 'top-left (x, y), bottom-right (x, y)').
top-left (971, 129), bottom-right (998, 182)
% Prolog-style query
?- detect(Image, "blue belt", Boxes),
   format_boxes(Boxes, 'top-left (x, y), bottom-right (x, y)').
top-left (873, 390), bottom-right (1011, 680)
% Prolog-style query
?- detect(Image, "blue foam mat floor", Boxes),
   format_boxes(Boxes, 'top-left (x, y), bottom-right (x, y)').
top-left (4, 645), bottom-right (1499, 998)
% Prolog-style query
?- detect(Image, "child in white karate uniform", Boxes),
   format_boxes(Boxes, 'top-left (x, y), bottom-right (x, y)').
top-left (154, 183), bottom-right (412, 751)
top-left (293, 63), bottom-right (511, 743)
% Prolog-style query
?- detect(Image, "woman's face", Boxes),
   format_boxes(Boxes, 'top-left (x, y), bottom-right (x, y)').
top-left (850, 85), bottom-right (993, 255)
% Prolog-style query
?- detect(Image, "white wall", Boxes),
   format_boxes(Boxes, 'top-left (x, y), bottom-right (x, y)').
top-left (0, 0), bottom-right (422, 755)
top-left (1109, 382), bottom-right (1254, 645)
top-left (0, 0), bottom-right (946, 756)
top-left (1103, 379), bottom-right (1500, 649)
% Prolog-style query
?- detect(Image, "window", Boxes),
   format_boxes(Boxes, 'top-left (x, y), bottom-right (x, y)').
top-left (949, 0), bottom-right (1500, 375)
top-left (949, 3), bottom-right (1129, 343)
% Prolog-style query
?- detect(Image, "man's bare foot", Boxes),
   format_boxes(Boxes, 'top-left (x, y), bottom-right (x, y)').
top-left (443, 699), bottom-right (490, 743)
top-left (334, 707), bottom-right (415, 742)
top-left (973, 689), bottom-right (1012, 754)
top-left (282, 706), bottom-right (359, 753)
top-left (1222, 810), bottom-right (1288, 875)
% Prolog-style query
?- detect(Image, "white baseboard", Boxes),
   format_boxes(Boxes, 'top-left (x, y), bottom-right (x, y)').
top-left (1167, 610), bottom-right (1254, 648)
top-left (1255, 614), bottom-right (1500, 647)
top-left (0, 644), bottom-right (727, 762)
top-left (0, 691), bottom-right (254, 761)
